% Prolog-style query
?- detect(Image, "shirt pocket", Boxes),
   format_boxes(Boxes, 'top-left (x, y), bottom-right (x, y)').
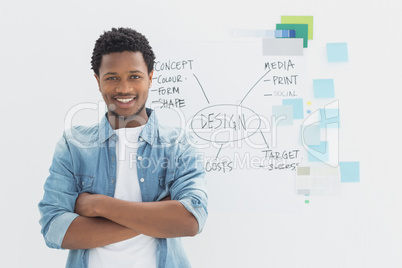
top-left (74, 174), bottom-right (95, 193)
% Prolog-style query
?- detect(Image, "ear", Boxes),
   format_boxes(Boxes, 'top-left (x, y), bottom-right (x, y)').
top-left (94, 73), bottom-right (101, 91)
top-left (148, 70), bottom-right (154, 87)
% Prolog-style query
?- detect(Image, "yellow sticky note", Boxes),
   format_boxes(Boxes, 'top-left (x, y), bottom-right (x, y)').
top-left (281, 16), bottom-right (314, 40)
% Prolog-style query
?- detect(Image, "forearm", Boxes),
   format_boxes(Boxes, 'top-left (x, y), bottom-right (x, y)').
top-left (61, 215), bottom-right (139, 250)
top-left (96, 196), bottom-right (198, 238)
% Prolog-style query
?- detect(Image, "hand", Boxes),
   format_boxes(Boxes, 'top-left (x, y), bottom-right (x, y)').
top-left (74, 193), bottom-right (101, 217)
top-left (161, 195), bottom-right (171, 201)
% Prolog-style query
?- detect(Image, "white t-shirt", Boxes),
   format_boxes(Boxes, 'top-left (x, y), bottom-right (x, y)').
top-left (88, 126), bottom-right (157, 268)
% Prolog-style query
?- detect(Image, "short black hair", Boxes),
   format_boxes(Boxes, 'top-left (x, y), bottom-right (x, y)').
top-left (91, 27), bottom-right (155, 76)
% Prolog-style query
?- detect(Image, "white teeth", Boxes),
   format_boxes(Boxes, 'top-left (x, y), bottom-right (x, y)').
top-left (116, 98), bottom-right (134, 103)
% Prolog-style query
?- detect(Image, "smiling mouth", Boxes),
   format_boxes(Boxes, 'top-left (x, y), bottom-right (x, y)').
top-left (114, 97), bottom-right (136, 104)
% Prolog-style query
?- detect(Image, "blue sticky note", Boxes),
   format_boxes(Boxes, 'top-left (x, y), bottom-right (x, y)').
top-left (313, 79), bottom-right (335, 98)
top-left (283, 98), bottom-right (304, 119)
top-left (275, 30), bottom-right (296, 38)
top-left (272, 105), bottom-right (293, 126)
top-left (289, 30), bottom-right (296, 37)
top-left (302, 124), bottom-right (320, 145)
top-left (307, 141), bottom-right (329, 162)
top-left (319, 108), bottom-right (340, 128)
top-left (275, 30), bottom-right (282, 38)
top-left (339, 162), bottom-right (360, 182)
top-left (327, 43), bottom-right (348, 62)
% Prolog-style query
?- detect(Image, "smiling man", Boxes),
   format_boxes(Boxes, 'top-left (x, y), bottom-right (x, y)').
top-left (38, 28), bottom-right (208, 268)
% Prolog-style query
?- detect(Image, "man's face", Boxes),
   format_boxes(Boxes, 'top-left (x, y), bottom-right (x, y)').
top-left (95, 51), bottom-right (153, 123)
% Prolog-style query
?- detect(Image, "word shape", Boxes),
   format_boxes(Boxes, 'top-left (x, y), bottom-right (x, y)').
top-left (154, 98), bottom-right (186, 109)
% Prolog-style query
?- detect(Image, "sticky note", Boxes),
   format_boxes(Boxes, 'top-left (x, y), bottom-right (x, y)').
top-left (272, 105), bottom-right (293, 126)
top-left (274, 30), bottom-right (282, 38)
top-left (297, 189), bottom-right (311, 195)
top-left (297, 166), bottom-right (311, 175)
top-left (339, 162), bottom-right (360, 182)
top-left (302, 124), bottom-right (320, 145)
top-left (262, 38), bottom-right (304, 56)
top-left (313, 79), bottom-right (335, 98)
top-left (281, 16), bottom-right (314, 39)
top-left (289, 30), bottom-right (296, 38)
top-left (309, 166), bottom-right (325, 176)
top-left (275, 29), bottom-right (296, 38)
top-left (296, 177), bottom-right (311, 189)
top-left (296, 162), bottom-right (342, 196)
top-left (322, 108), bottom-right (339, 119)
top-left (327, 43), bottom-right (348, 62)
top-left (309, 166), bottom-right (339, 176)
top-left (276, 24), bottom-right (309, 47)
top-left (319, 108), bottom-right (340, 128)
top-left (283, 98), bottom-right (304, 119)
top-left (324, 166), bottom-right (340, 176)
top-left (307, 141), bottom-right (329, 162)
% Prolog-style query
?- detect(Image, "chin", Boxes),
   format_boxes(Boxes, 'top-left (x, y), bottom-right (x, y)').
top-left (111, 106), bottom-right (146, 120)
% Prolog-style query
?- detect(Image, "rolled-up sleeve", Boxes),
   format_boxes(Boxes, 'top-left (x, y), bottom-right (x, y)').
top-left (38, 135), bottom-right (80, 249)
top-left (171, 136), bottom-right (208, 234)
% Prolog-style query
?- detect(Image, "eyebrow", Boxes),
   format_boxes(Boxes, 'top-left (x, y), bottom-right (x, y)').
top-left (103, 72), bottom-right (118, 77)
top-left (102, 70), bottom-right (144, 78)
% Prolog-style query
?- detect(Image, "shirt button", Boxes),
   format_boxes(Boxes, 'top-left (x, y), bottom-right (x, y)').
top-left (140, 178), bottom-right (145, 183)
top-left (139, 137), bottom-right (144, 142)
top-left (138, 156), bottom-right (142, 161)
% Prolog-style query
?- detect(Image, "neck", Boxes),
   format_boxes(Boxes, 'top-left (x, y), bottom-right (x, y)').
top-left (107, 110), bottom-right (148, 130)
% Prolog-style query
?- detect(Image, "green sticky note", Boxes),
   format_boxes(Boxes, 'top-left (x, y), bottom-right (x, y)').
top-left (281, 16), bottom-right (314, 40)
top-left (276, 24), bottom-right (308, 48)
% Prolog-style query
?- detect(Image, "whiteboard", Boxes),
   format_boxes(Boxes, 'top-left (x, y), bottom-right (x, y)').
top-left (2, 1), bottom-right (402, 267)
top-left (150, 41), bottom-right (313, 214)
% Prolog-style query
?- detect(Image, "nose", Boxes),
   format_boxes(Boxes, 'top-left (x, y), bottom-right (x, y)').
top-left (116, 80), bottom-right (132, 93)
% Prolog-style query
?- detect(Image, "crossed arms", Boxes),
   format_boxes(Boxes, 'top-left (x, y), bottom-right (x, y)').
top-left (61, 193), bottom-right (199, 249)
top-left (39, 134), bottom-right (207, 251)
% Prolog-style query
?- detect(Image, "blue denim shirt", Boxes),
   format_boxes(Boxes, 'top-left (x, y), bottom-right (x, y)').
top-left (38, 109), bottom-right (208, 268)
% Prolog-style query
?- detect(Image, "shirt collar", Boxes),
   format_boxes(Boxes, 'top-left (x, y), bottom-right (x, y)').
top-left (99, 108), bottom-right (158, 145)
top-left (140, 108), bottom-right (158, 145)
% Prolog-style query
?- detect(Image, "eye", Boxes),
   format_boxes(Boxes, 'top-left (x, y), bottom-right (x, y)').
top-left (106, 76), bottom-right (118, 81)
top-left (130, 75), bottom-right (141, 79)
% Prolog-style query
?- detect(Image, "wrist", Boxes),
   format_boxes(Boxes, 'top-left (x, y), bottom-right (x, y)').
top-left (93, 194), bottom-right (109, 217)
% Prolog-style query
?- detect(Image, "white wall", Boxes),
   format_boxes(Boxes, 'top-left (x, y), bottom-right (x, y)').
top-left (1, 0), bottom-right (402, 267)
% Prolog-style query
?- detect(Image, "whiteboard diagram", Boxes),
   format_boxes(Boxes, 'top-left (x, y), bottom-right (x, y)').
top-left (148, 16), bottom-right (359, 213)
